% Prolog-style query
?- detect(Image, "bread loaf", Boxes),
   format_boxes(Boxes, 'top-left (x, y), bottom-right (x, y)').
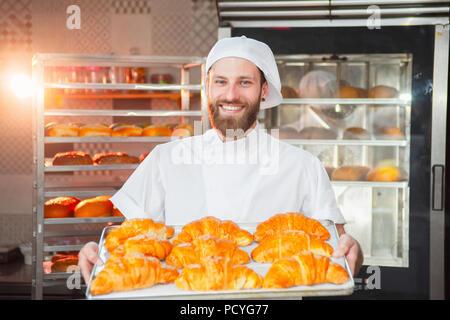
top-left (376, 126), bottom-right (404, 139)
top-left (343, 127), bottom-right (370, 140)
top-left (44, 197), bottom-right (81, 218)
top-left (52, 151), bottom-right (93, 166)
top-left (93, 152), bottom-right (139, 165)
top-left (74, 196), bottom-right (113, 218)
top-left (45, 123), bottom-right (79, 137)
top-left (78, 124), bottom-right (111, 137)
top-left (366, 166), bottom-right (403, 182)
top-left (331, 166), bottom-right (371, 181)
top-left (338, 86), bottom-right (359, 99)
top-left (368, 85), bottom-right (398, 99)
top-left (141, 125), bottom-right (173, 137)
top-left (172, 123), bottom-right (194, 137)
top-left (281, 86), bottom-right (299, 98)
top-left (110, 124), bottom-right (143, 137)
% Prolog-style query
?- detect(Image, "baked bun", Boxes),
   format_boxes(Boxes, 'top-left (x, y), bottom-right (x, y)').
top-left (44, 197), bottom-right (81, 218)
top-left (376, 126), bottom-right (404, 139)
top-left (338, 86), bottom-right (359, 99)
top-left (51, 254), bottom-right (79, 272)
top-left (142, 125), bottom-right (173, 137)
top-left (355, 87), bottom-right (368, 98)
top-left (112, 206), bottom-right (124, 217)
top-left (331, 166), bottom-right (371, 181)
top-left (78, 124), bottom-right (111, 137)
top-left (52, 151), bottom-right (93, 166)
top-left (74, 196), bottom-right (113, 218)
top-left (297, 127), bottom-right (337, 139)
top-left (139, 152), bottom-right (149, 163)
top-left (368, 85), bottom-right (398, 99)
top-left (110, 124), bottom-right (143, 137)
top-left (325, 167), bottom-right (335, 179)
top-left (343, 127), bottom-right (370, 140)
top-left (45, 123), bottom-right (79, 137)
top-left (172, 123), bottom-right (194, 137)
top-left (93, 152), bottom-right (139, 165)
top-left (281, 86), bottom-right (299, 98)
top-left (366, 166), bottom-right (404, 182)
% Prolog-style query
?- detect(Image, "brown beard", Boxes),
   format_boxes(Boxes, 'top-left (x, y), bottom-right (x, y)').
top-left (208, 92), bottom-right (261, 139)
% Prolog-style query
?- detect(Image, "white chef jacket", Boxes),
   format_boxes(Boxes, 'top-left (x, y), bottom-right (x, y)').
top-left (110, 122), bottom-right (345, 226)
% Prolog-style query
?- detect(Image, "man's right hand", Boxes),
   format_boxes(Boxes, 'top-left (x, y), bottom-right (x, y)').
top-left (78, 241), bottom-right (103, 284)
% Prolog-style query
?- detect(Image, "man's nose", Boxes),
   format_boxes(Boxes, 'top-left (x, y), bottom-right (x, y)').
top-left (224, 83), bottom-right (239, 102)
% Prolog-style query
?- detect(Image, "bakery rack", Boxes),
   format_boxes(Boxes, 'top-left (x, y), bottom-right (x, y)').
top-left (32, 54), bottom-right (207, 300)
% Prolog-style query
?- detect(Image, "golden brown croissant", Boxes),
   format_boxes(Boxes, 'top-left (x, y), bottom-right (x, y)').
top-left (104, 218), bottom-right (175, 252)
top-left (175, 257), bottom-right (262, 291)
top-left (166, 235), bottom-right (250, 268)
top-left (90, 253), bottom-right (179, 295)
top-left (251, 230), bottom-right (333, 263)
top-left (172, 216), bottom-right (253, 247)
top-left (254, 212), bottom-right (330, 242)
top-left (263, 252), bottom-right (349, 289)
top-left (108, 234), bottom-right (173, 261)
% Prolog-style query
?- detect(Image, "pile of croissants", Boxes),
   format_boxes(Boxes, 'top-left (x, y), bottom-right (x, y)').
top-left (89, 213), bottom-right (349, 296)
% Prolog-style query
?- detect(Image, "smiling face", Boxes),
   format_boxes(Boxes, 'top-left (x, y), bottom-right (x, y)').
top-left (207, 57), bottom-right (268, 139)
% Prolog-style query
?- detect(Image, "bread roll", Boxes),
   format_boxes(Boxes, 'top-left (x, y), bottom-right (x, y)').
top-left (93, 152), bottom-right (139, 165)
top-left (78, 124), bottom-right (111, 137)
top-left (172, 123), bottom-right (194, 137)
top-left (112, 206), bottom-right (124, 217)
top-left (343, 127), bottom-right (370, 140)
top-left (368, 85), bottom-right (398, 99)
top-left (331, 166), bottom-right (371, 181)
top-left (74, 196), bottom-right (113, 218)
top-left (297, 127), bottom-right (337, 139)
top-left (142, 125), bottom-right (173, 137)
top-left (366, 166), bottom-right (403, 182)
top-left (376, 126), bottom-right (404, 139)
top-left (110, 124), bottom-right (143, 137)
top-left (51, 255), bottom-right (79, 272)
top-left (355, 87), bottom-right (368, 98)
top-left (44, 197), bottom-right (81, 218)
top-left (139, 152), bottom-right (149, 163)
top-left (45, 123), bottom-right (79, 137)
top-left (338, 86), bottom-right (359, 99)
top-left (325, 167), bottom-right (335, 179)
top-left (281, 86), bottom-right (299, 98)
top-left (52, 151), bottom-right (93, 166)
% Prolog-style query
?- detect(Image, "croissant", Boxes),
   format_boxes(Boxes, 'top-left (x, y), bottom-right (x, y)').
top-left (108, 234), bottom-right (173, 262)
top-left (263, 251), bottom-right (349, 289)
top-left (254, 212), bottom-right (330, 242)
top-left (104, 218), bottom-right (175, 252)
top-left (175, 257), bottom-right (262, 291)
top-left (166, 235), bottom-right (250, 268)
top-left (90, 253), bottom-right (179, 295)
top-left (172, 216), bottom-right (253, 247)
top-left (251, 230), bottom-right (333, 263)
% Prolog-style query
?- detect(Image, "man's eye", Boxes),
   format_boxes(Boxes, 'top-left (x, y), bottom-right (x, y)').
top-left (215, 80), bottom-right (226, 85)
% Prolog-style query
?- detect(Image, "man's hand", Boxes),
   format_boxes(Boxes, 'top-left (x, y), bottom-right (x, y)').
top-left (78, 241), bottom-right (103, 284)
top-left (334, 224), bottom-right (364, 276)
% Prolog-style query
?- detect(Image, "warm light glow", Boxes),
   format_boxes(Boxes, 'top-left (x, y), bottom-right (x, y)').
top-left (9, 73), bottom-right (34, 99)
top-left (399, 93), bottom-right (411, 101)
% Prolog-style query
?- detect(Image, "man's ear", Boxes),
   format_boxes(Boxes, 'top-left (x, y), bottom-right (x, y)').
top-left (261, 81), bottom-right (269, 101)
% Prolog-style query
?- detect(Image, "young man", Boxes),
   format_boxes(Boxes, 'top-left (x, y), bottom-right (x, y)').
top-left (78, 36), bottom-right (363, 284)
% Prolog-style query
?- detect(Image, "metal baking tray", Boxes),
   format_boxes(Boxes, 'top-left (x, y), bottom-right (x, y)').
top-left (86, 220), bottom-right (354, 299)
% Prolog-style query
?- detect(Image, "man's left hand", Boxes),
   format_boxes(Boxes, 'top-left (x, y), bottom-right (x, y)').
top-left (332, 232), bottom-right (364, 276)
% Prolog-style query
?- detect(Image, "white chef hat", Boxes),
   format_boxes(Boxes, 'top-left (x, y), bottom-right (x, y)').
top-left (205, 36), bottom-right (282, 110)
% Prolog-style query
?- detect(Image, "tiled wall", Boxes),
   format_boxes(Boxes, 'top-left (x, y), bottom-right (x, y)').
top-left (0, 0), bottom-right (218, 245)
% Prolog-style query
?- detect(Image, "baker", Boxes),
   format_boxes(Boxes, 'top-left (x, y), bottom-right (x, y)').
top-left (78, 36), bottom-right (364, 284)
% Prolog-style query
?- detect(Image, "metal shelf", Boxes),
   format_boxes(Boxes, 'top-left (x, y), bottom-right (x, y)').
top-left (280, 98), bottom-right (410, 105)
top-left (44, 109), bottom-right (202, 117)
top-left (44, 164), bottom-right (138, 172)
top-left (331, 181), bottom-right (408, 188)
top-left (44, 217), bottom-right (125, 225)
top-left (44, 82), bottom-right (203, 91)
top-left (44, 190), bottom-right (117, 198)
top-left (282, 139), bottom-right (408, 147)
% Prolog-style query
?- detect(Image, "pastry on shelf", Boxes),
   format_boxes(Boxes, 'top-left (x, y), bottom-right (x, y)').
top-left (112, 206), bottom-right (124, 217)
top-left (175, 256), bottom-right (263, 291)
top-left (331, 166), bottom-right (371, 181)
top-left (104, 218), bottom-right (175, 252)
top-left (376, 126), bottom-right (404, 139)
top-left (44, 196), bottom-right (80, 218)
top-left (92, 152), bottom-right (139, 165)
top-left (45, 122), bottom-right (79, 137)
top-left (366, 165), bottom-right (405, 182)
top-left (74, 195), bottom-right (113, 218)
top-left (253, 212), bottom-right (330, 242)
top-left (262, 251), bottom-right (349, 289)
top-left (172, 216), bottom-right (253, 247)
top-left (355, 87), bottom-right (368, 98)
top-left (324, 166), bottom-right (335, 179)
top-left (166, 235), bottom-right (250, 269)
top-left (251, 230), bottom-right (333, 263)
top-left (142, 124), bottom-right (173, 137)
top-left (110, 123), bottom-right (143, 137)
top-left (343, 127), bottom-right (370, 140)
top-left (109, 234), bottom-right (173, 261)
top-left (338, 86), bottom-right (360, 99)
top-left (139, 152), bottom-right (149, 163)
top-left (172, 123), bottom-right (194, 137)
top-left (90, 253), bottom-right (178, 296)
top-left (51, 151), bottom-right (93, 166)
top-left (78, 123), bottom-right (111, 137)
top-left (281, 86), bottom-right (299, 98)
top-left (368, 85), bottom-right (398, 99)
top-left (51, 254), bottom-right (79, 272)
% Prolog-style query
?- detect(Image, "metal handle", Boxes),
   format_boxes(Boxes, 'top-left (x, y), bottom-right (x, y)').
top-left (431, 164), bottom-right (445, 211)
